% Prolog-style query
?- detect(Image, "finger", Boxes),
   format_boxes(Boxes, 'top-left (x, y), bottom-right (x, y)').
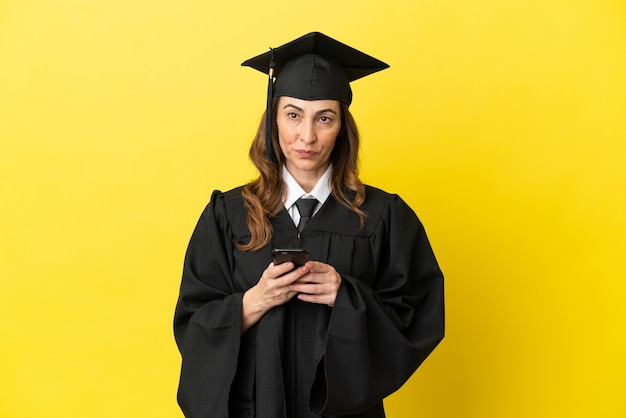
top-left (304, 260), bottom-right (326, 271)
top-left (290, 282), bottom-right (312, 293)
top-left (278, 265), bottom-right (311, 285)
top-left (270, 261), bottom-right (295, 277)
top-left (293, 270), bottom-right (336, 284)
top-left (306, 261), bottom-right (339, 275)
top-left (290, 282), bottom-right (328, 295)
top-left (297, 292), bottom-right (334, 306)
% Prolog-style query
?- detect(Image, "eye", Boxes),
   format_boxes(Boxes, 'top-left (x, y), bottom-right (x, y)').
top-left (319, 115), bottom-right (333, 124)
top-left (287, 112), bottom-right (299, 120)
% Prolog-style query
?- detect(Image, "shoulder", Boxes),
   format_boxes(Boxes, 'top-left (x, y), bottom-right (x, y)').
top-left (362, 184), bottom-right (408, 211)
top-left (361, 184), bottom-right (422, 227)
top-left (219, 185), bottom-right (246, 206)
top-left (206, 186), bottom-right (245, 207)
top-left (363, 184), bottom-right (394, 201)
top-left (203, 186), bottom-right (250, 237)
top-left (199, 186), bottom-right (247, 224)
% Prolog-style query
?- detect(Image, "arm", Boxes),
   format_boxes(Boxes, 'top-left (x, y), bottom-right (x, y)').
top-left (310, 195), bottom-right (445, 415)
top-left (174, 191), bottom-right (315, 417)
top-left (174, 192), bottom-right (246, 418)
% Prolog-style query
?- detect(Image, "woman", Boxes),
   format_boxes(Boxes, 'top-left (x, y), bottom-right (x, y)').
top-left (174, 32), bottom-right (445, 418)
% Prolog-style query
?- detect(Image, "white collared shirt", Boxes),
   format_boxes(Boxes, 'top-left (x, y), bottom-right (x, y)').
top-left (283, 164), bottom-right (332, 226)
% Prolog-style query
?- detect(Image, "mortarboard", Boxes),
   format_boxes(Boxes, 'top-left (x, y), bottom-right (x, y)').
top-left (241, 32), bottom-right (389, 161)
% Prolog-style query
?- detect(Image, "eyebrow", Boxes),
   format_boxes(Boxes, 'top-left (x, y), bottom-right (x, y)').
top-left (282, 103), bottom-right (338, 116)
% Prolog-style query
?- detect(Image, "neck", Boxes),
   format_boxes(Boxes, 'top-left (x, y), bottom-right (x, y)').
top-left (286, 165), bottom-right (329, 193)
top-left (295, 177), bottom-right (318, 193)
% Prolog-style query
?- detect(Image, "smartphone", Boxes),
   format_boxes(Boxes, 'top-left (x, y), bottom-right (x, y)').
top-left (272, 248), bottom-right (309, 268)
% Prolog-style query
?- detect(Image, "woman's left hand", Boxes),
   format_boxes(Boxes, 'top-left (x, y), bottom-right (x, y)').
top-left (289, 261), bottom-right (342, 307)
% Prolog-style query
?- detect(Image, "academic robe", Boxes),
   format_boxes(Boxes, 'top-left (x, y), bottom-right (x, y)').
top-left (174, 185), bottom-right (445, 418)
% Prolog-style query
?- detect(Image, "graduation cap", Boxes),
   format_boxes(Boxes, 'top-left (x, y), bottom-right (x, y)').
top-left (241, 32), bottom-right (389, 161)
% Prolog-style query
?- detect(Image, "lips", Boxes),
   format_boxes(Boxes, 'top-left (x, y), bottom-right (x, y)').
top-left (295, 149), bottom-right (318, 158)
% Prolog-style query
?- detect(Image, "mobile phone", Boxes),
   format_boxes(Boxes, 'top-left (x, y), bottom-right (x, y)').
top-left (272, 248), bottom-right (309, 268)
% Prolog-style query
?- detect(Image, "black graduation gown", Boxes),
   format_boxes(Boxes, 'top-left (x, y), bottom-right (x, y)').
top-left (174, 185), bottom-right (445, 418)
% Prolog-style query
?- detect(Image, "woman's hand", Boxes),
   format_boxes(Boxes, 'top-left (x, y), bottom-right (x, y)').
top-left (241, 262), bottom-right (310, 333)
top-left (289, 261), bottom-right (342, 307)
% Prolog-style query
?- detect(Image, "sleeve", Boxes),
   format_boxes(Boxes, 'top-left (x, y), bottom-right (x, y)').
top-left (173, 191), bottom-right (242, 418)
top-left (310, 195), bottom-right (445, 416)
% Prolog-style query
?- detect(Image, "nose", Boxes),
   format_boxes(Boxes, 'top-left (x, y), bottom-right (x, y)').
top-left (299, 120), bottom-right (317, 144)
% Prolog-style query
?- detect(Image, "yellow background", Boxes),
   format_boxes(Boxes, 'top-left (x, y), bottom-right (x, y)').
top-left (1, 0), bottom-right (625, 417)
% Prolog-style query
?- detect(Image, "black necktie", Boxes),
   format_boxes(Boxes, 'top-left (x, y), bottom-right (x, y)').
top-left (295, 198), bottom-right (318, 233)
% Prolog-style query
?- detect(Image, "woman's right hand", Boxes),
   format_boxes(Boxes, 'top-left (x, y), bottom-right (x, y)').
top-left (241, 262), bottom-right (310, 333)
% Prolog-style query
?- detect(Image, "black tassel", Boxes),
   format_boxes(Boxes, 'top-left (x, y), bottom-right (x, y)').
top-left (265, 48), bottom-right (275, 162)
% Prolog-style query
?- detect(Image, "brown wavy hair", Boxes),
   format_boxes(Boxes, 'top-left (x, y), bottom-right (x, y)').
top-left (238, 98), bottom-right (366, 251)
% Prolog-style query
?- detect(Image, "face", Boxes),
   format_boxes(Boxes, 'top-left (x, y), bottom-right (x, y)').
top-left (276, 96), bottom-right (341, 181)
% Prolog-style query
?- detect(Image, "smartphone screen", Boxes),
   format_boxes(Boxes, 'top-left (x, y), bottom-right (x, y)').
top-left (272, 248), bottom-right (309, 268)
